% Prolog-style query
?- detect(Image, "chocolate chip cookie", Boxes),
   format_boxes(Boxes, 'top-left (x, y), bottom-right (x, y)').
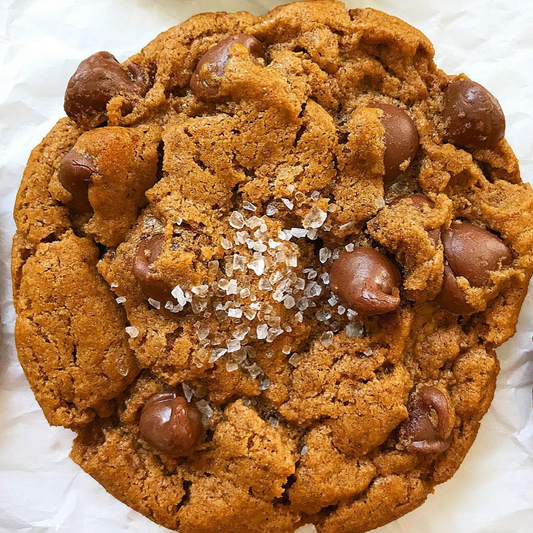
top-left (12, 2), bottom-right (533, 532)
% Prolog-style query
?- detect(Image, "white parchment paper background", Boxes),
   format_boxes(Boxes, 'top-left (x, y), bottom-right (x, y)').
top-left (1, 1), bottom-right (532, 532)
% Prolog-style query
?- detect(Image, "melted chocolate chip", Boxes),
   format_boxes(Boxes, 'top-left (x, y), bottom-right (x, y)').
top-left (330, 247), bottom-right (402, 316)
top-left (139, 392), bottom-right (202, 455)
top-left (190, 34), bottom-right (265, 100)
top-left (58, 149), bottom-right (96, 212)
top-left (437, 223), bottom-right (512, 314)
top-left (436, 264), bottom-right (476, 315)
top-left (64, 51), bottom-right (148, 126)
top-left (401, 386), bottom-right (452, 455)
top-left (442, 79), bottom-right (505, 150)
top-left (369, 103), bottom-right (419, 179)
top-left (132, 235), bottom-right (175, 304)
top-left (442, 222), bottom-right (513, 287)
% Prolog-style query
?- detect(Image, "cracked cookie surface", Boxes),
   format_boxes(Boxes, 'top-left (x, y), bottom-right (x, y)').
top-left (12, 2), bottom-right (533, 532)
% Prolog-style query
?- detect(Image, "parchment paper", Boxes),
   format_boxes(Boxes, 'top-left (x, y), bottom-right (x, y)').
top-left (1, 1), bottom-right (532, 532)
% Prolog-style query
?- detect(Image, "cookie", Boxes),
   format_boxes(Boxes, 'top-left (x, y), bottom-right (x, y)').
top-left (12, 1), bottom-right (533, 532)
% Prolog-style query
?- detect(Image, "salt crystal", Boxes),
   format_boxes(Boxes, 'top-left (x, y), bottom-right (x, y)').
top-left (116, 296), bottom-right (126, 304)
top-left (259, 376), bottom-right (271, 391)
top-left (297, 298), bottom-right (309, 311)
top-left (320, 331), bottom-right (334, 347)
top-left (247, 363), bottom-right (262, 379)
top-left (229, 211), bottom-right (245, 229)
top-left (226, 361), bottom-right (239, 372)
top-left (281, 198), bottom-right (294, 210)
top-left (110, 283), bottom-right (118, 289)
top-left (284, 295), bottom-right (296, 309)
top-left (240, 287), bottom-right (250, 298)
top-left (228, 308), bottom-right (243, 318)
top-left (246, 216), bottom-right (263, 229)
top-left (182, 383), bottom-right (194, 402)
top-left (257, 324), bottom-right (268, 339)
top-left (363, 348), bottom-right (374, 356)
top-left (328, 295), bottom-right (338, 306)
top-left (289, 353), bottom-right (302, 366)
top-left (192, 284), bottom-right (209, 297)
top-left (266, 204), bottom-right (278, 217)
top-left (196, 400), bottom-right (213, 421)
top-left (282, 345), bottom-right (292, 354)
top-left (306, 269), bottom-right (317, 280)
top-left (148, 298), bottom-right (161, 309)
top-left (208, 260), bottom-right (219, 276)
top-left (304, 281), bottom-right (322, 298)
top-left (248, 258), bottom-right (265, 276)
top-left (236, 231), bottom-right (249, 244)
top-left (345, 243), bottom-right (355, 252)
top-left (259, 278), bottom-right (273, 291)
top-left (321, 272), bottom-right (330, 285)
top-left (266, 327), bottom-right (284, 342)
top-left (319, 248), bottom-right (331, 264)
top-left (327, 203), bottom-right (338, 213)
top-left (295, 191), bottom-right (305, 203)
top-left (307, 228), bottom-right (318, 240)
top-left (227, 339), bottom-right (241, 353)
top-left (273, 289), bottom-right (285, 302)
top-left (375, 197), bottom-right (386, 208)
top-left (125, 326), bottom-right (138, 338)
top-left (226, 279), bottom-right (238, 295)
top-left (316, 311), bottom-right (331, 322)
top-left (171, 285), bottom-right (187, 306)
top-left (291, 228), bottom-right (307, 238)
top-left (266, 351), bottom-right (274, 358)
top-left (310, 190), bottom-right (320, 201)
top-left (339, 221), bottom-right (354, 231)
top-left (268, 417), bottom-right (279, 428)
top-left (285, 250), bottom-right (298, 267)
top-left (243, 201), bottom-right (257, 212)
top-left (303, 207), bottom-right (327, 229)
top-left (300, 445), bottom-right (309, 456)
top-left (234, 325), bottom-right (250, 340)
top-left (210, 347), bottom-right (227, 363)
top-left (295, 278), bottom-right (306, 291)
top-left (346, 322), bottom-right (364, 338)
top-left (174, 217), bottom-right (183, 226)
top-left (196, 323), bottom-right (210, 341)
top-left (338, 305), bottom-right (346, 315)
top-left (347, 309), bottom-right (359, 320)
top-left (253, 241), bottom-right (267, 253)
top-left (244, 307), bottom-right (257, 321)
top-left (221, 237), bottom-right (233, 250)
top-left (287, 184), bottom-right (295, 193)
top-left (268, 239), bottom-right (281, 249)
top-left (295, 311), bottom-right (304, 322)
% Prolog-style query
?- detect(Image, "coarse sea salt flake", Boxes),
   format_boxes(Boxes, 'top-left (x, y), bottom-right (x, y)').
top-left (303, 207), bottom-right (327, 229)
top-left (229, 211), bottom-right (245, 229)
top-left (320, 331), bottom-right (334, 347)
top-left (125, 326), bottom-right (138, 338)
top-left (281, 198), bottom-right (294, 210)
top-left (228, 308), bottom-right (242, 318)
top-left (248, 258), bottom-right (265, 276)
top-left (243, 201), bottom-right (257, 212)
top-left (182, 383), bottom-right (194, 402)
top-left (346, 322), bottom-right (364, 338)
top-left (147, 298), bottom-right (161, 309)
top-left (227, 339), bottom-right (241, 353)
top-left (171, 285), bottom-right (187, 306)
top-left (116, 296), bottom-right (126, 304)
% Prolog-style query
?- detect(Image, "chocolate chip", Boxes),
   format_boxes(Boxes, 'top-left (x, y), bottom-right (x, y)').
top-left (436, 223), bottom-right (512, 314)
top-left (132, 235), bottom-right (175, 304)
top-left (369, 103), bottom-right (419, 179)
top-left (442, 79), bottom-right (505, 150)
top-left (190, 34), bottom-right (265, 100)
top-left (58, 149), bottom-right (95, 212)
top-left (64, 52), bottom-right (148, 126)
top-left (436, 264), bottom-right (475, 315)
top-left (330, 247), bottom-right (402, 316)
top-left (400, 386), bottom-right (452, 455)
top-left (389, 194), bottom-right (440, 245)
top-left (139, 392), bottom-right (202, 455)
top-left (442, 222), bottom-right (512, 287)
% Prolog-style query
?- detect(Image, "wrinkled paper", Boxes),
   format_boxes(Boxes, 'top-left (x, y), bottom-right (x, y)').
top-left (0, 0), bottom-right (532, 532)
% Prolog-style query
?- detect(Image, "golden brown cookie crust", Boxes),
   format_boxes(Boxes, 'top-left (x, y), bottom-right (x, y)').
top-left (12, 2), bottom-right (533, 532)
